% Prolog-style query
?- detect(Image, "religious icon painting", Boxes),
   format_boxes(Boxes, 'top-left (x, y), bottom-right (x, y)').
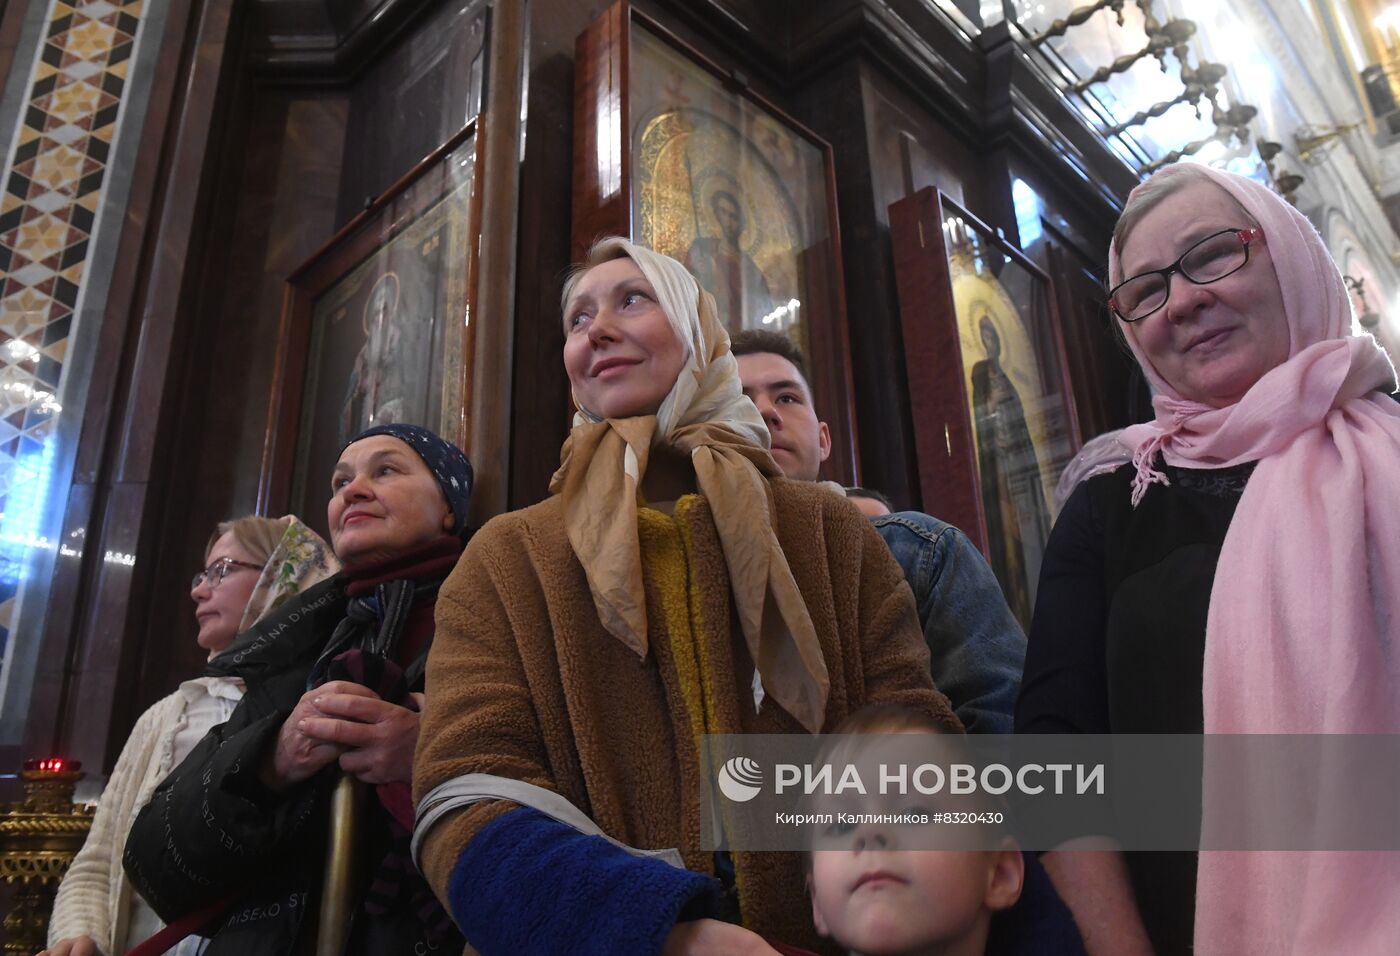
top-left (889, 188), bottom-right (1082, 628)
top-left (260, 119), bottom-right (486, 537)
top-left (631, 27), bottom-right (814, 340)
top-left (571, 0), bottom-right (858, 482)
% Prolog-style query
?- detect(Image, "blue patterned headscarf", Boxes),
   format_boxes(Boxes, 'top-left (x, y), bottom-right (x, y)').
top-left (343, 424), bottom-right (475, 540)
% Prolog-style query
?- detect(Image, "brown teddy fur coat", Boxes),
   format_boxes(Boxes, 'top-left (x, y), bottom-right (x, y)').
top-left (415, 478), bottom-right (959, 951)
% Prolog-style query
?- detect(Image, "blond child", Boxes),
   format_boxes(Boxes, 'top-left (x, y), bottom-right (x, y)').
top-left (807, 703), bottom-right (1025, 956)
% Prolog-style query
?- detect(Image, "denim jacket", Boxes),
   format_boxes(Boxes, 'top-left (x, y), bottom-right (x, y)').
top-left (872, 511), bottom-right (1026, 734)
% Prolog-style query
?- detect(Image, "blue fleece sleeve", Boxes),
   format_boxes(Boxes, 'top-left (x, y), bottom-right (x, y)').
top-left (447, 807), bottom-right (725, 956)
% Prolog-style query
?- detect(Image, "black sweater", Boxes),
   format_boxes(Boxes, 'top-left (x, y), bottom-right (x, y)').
top-left (1015, 459), bottom-right (1253, 956)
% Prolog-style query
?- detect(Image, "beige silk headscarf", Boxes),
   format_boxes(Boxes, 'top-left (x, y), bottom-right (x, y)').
top-left (549, 237), bottom-right (830, 733)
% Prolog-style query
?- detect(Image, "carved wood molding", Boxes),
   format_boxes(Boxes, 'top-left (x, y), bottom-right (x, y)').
top-left (248, 0), bottom-right (445, 80)
top-left (987, 31), bottom-right (1139, 222)
top-left (696, 0), bottom-right (1138, 220)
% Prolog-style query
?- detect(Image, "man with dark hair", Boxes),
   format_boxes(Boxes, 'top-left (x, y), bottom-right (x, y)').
top-left (844, 486), bottom-right (894, 518)
top-left (729, 329), bottom-right (830, 481)
top-left (732, 328), bottom-right (1025, 733)
top-left (733, 327), bottom-right (808, 374)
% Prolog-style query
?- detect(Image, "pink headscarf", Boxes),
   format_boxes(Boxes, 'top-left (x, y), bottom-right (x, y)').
top-left (1110, 164), bottom-right (1400, 955)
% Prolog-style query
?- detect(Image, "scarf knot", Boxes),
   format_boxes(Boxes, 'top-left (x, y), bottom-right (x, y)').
top-left (554, 238), bottom-right (829, 732)
top-left (1128, 399), bottom-right (1206, 508)
top-left (308, 580), bottom-right (416, 690)
top-left (305, 539), bottom-right (461, 690)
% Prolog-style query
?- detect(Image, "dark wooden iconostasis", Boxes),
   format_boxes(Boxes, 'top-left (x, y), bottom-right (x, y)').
top-left (15, 0), bottom-right (512, 779)
top-left (18, 0), bottom-right (1149, 780)
top-left (110, 0), bottom-right (503, 771)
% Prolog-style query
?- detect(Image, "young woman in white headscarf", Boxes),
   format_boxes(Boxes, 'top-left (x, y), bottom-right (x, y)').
top-left (412, 237), bottom-right (958, 955)
top-left (1016, 163), bottom-right (1400, 956)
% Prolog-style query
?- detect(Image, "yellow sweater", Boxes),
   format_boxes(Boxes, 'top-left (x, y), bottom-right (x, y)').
top-left (415, 479), bottom-right (957, 950)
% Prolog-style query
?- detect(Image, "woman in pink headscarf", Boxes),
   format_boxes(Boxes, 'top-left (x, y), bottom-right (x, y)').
top-left (1016, 162), bottom-right (1400, 956)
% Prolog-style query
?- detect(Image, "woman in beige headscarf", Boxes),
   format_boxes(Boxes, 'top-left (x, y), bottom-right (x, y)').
top-left (412, 238), bottom-right (954, 955)
top-left (43, 516), bottom-right (336, 956)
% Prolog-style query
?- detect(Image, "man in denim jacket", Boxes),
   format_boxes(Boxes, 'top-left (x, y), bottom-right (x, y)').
top-left (733, 330), bottom-right (1025, 733)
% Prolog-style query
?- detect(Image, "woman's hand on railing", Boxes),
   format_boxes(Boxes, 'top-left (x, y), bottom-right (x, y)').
top-left (297, 684), bottom-right (423, 785)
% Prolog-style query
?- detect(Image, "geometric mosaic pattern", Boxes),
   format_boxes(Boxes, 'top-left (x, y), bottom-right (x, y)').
top-left (0, 0), bottom-right (146, 679)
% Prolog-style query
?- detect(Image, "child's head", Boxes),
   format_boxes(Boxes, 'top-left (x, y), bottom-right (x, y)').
top-left (807, 704), bottom-right (1024, 956)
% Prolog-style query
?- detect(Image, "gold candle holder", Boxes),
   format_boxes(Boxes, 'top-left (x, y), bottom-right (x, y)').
top-left (0, 759), bottom-right (95, 955)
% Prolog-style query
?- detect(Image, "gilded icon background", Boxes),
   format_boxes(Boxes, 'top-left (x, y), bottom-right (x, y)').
top-left (947, 218), bottom-right (1071, 627)
top-left (630, 25), bottom-right (830, 350)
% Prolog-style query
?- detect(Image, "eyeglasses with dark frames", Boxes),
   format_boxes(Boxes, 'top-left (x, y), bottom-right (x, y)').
top-left (1109, 228), bottom-right (1264, 323)
top-left (192, 556), bottom-right (262, 590)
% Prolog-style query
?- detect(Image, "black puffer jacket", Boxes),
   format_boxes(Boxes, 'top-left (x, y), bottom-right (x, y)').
top-left (124, 542), bottom-right (463, 955)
